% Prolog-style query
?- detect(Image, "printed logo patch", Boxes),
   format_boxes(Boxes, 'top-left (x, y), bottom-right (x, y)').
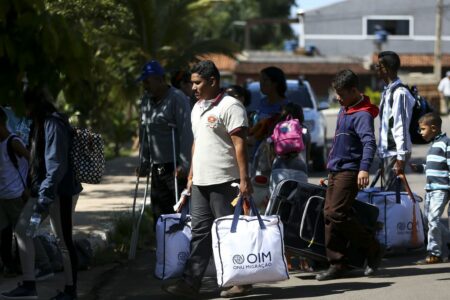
top-left (232, 255), bottom-right (245, 265)
top-left (206, 115), bottom-right (219, 128)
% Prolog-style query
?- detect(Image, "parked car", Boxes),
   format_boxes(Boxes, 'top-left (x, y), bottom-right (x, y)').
top-left (247, 78), bottom-right (329, 171)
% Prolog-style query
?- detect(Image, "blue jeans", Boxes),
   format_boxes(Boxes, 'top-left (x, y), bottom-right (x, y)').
top-left (424, 190), bottom-right (450, 257)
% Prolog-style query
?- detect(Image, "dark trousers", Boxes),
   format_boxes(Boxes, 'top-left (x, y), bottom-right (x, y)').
top-left (58, 195), bottom-right (78, 289)
top-left (324, 171), bottom-right (378, 265)
top-left (183, 180), bottom-right (238, 290)
top-left (1, 226), bottom-right (13, 268)
top-left (381, 155), bottom-right (410, 191)
top-left (150, 163), bottom-right (187, 230)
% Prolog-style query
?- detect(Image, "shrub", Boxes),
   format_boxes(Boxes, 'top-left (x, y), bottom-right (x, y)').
top-left (364, 87), bottom-right (381, 106)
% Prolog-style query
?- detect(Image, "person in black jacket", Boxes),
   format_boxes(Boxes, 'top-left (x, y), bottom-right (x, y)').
top-left (1, 88), bottom-right (82, 300)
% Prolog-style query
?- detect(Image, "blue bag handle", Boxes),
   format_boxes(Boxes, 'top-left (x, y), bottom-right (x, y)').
top-left (179, 199), bottom-right (189, 224)
top-left (230, 195), bottom-right (266, 233)
top-left (166, 195), bottom-right (190, 234)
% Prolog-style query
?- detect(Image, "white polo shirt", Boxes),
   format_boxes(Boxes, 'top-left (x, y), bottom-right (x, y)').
top-left (191, 93), bottom-right (248, 186)
top-left (438, 77), bottom-right (450, 97)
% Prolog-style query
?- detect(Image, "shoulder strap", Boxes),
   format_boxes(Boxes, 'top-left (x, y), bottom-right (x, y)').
top-left (388, 83), bottom-right (409, 108)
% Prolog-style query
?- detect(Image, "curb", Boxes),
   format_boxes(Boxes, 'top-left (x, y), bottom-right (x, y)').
top-left (37, 221), bottom-right (113, 254)
top-left (74, 228), bottom-right (112, 253)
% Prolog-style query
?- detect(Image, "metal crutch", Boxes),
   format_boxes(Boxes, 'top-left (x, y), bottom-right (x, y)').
top-left (129, 112), bottom-right (152, 260)
top-left (168, 123), bottom-right (179, 205)
top-left (129, 173), bottom-right (150, 260)
top-left (128, 171), bottom-right (141, 260)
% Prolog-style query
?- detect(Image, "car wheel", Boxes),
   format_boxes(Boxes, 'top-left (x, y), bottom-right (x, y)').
top-left (312, 145), bottom-right (327, 171)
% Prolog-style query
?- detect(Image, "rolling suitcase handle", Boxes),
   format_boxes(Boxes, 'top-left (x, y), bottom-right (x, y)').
top-left (300, 196), bottom-right (326, 248)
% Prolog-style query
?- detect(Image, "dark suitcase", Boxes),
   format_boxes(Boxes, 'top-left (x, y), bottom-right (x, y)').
top-left (265, 179), bottom-right (379, 268)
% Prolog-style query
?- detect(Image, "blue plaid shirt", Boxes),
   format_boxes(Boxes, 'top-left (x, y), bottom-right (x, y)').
top-left (1, 106), bottom-right (32, 146)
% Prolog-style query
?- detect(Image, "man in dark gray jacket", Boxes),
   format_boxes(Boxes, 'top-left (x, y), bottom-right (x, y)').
top-left (136, 60), bottom-right (193, 229)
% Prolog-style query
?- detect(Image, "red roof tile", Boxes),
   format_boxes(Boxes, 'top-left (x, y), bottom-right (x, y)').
top-left (198, 54), bottom-right (237, 71)
top-left (372, 53), bottom-right (450, 67)
top-left (235, 62), bottom-right (371, 75)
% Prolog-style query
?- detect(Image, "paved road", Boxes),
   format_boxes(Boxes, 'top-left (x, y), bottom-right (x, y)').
top-left (92, 111), bottom-right (450, 300)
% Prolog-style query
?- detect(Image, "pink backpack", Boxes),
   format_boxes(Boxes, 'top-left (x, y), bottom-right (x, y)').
top-left (271, 115), bottom-right (305, 155)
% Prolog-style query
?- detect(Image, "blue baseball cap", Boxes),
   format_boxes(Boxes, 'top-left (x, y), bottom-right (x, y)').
top-left (136, 60), bottom-right (165, 82)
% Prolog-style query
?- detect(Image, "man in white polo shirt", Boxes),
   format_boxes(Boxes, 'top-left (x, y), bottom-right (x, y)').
top-left (438, 71), bottom-right (450, 114)
top-left (163, 60), bottom-right (253, 298)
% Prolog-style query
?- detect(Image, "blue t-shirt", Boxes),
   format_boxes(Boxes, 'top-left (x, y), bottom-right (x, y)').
top-left (257, 97), bottom-right (287, 119)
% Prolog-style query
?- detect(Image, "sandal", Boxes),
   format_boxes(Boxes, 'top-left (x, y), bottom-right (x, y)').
top-left (416, 255), bottom-right (443, 265)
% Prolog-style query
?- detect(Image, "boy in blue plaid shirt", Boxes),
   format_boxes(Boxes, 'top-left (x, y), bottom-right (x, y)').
top-left (411, 112), bottom-right (450, 264)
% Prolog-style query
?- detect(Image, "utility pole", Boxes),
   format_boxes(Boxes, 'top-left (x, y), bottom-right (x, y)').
top-left (434, 0), bottom-right (445, 113)
top-left (297, 9), bottom-right (305, 50)
top-left (433, 0), bottom-right (443, 80)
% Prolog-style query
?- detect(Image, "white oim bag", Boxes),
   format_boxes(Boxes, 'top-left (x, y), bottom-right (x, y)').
top-left (212, 196), bottom-right (289, 287)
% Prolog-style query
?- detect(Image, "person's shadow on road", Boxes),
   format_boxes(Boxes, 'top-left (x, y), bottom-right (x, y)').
top-left (222, 281), bottom-right (393, 299)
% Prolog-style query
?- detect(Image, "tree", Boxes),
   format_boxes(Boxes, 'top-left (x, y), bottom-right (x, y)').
top-left (191, 0), bottom-right (296, 50)
top-left (124, 0), bottom-right (238, 71)
top-left (0, 0), bottom-right (92, 113)
top-left (2, 0), bottom-right (246, 156)
top-left (45, 0), bottom-right (239, 156)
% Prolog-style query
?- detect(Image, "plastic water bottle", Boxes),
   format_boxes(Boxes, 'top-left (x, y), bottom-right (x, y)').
top-left (26, 213), bottom-right (41, 238)
top-left (252, 112), bottom-right (259, 125)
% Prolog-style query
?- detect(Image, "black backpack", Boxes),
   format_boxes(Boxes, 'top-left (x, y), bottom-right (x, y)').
top-left (389, 84), bottom-right (433, 144)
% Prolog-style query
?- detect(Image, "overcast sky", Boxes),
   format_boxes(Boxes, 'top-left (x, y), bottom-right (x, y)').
top-left (290, 0), bottom-right (343, 35)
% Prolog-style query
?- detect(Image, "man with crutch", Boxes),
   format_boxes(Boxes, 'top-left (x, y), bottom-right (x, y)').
top-left (135, 60), bottom-right (193, 230)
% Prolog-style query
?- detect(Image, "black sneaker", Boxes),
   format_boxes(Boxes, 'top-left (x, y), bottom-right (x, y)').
top-left (1, 283), bottom-right (38, 300)
top-left (49, 291), bottom-right (77, 300)
top-left (35, 268), bottom-right (55, 281)
top-left (162, 279), bottom-right (199, 299)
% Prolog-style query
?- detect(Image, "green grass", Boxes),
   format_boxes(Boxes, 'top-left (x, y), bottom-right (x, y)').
top-left (92, 207), bottom-right (154, 265)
